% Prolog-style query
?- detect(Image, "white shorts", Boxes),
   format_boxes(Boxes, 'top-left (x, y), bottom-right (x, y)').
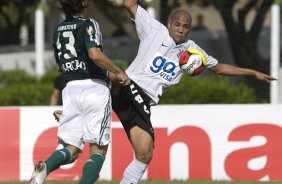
top-left (58, 79), bottom-right (112, 151)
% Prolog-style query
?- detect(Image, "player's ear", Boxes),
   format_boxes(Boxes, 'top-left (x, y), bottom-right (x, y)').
top-left (187, 27), bottom-right (192, 34)
top-left (167, 21), bottom-right (171, 29)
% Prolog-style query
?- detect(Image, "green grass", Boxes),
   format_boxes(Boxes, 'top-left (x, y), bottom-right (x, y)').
top-left (1, 180), bottom-right (282, 184)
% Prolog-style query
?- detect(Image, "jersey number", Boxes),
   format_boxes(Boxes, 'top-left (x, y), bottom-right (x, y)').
top-left (56, 31), bottom-right (77, 60)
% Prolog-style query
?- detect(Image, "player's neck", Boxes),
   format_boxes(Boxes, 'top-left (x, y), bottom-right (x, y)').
top-left (74, 10), bottom-right (86, 18)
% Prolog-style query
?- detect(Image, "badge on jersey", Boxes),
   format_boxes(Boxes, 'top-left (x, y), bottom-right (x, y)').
top-left (144, 52), bottom-right (181, 82)
top-left (86, 25), bottom-right (95, 42)
top-left (177, 49), bottom-right (185, 58)
top-left (86, 26), bottom-right (94, 35)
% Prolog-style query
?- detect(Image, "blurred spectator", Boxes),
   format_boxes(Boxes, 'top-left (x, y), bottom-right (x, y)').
top-left (192, 14), bottom-right (208, 31)
top-left (49, 73), bottom-right (66, 105)
top-left (19, 24), bottom-right (29, 47)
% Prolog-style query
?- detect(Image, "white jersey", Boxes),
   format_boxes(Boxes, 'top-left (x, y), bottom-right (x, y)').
top-left (125, 5), bottom-right (218, 105)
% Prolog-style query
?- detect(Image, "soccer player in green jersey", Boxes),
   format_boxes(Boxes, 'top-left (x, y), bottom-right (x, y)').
top-left (29, 0), bottom-right (130, 184)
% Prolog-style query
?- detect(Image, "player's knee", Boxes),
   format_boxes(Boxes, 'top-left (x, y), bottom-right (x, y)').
top-left (71, 152), bottom-right (79, 161)
top-left (133, 141), bottom-right (154, 164)
top-left (65, 154), bottom-right (79, 165)
top-left (64, 145), bottom-right (80, 163)
top-left (136, 152), bottom-right (152, 164)
top-left (135, 148), bottom-right (153, 164)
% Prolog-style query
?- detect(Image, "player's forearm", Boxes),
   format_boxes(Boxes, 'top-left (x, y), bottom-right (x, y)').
top-left (95, 57), bottom-right (124, 75)
top-left (50, 90), bottom-right (60, 106)
top-left (50, 95), bottom-right (58, 106)
top-left (123, 0), bottom-right (138, 17)
top-left (88, 48), bottom-right (124, 75)
top-left (211, 63), bottom-right (256, 76)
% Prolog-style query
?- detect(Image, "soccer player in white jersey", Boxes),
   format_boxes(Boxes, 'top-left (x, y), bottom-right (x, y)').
top-left (110, 0), bottom-right (277, 183)
top-left (29, 0), bottom-right (130, 184)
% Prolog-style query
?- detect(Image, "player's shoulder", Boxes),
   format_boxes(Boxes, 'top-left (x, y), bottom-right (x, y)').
top-left (84, 18), bottom-right (100, 26)
top-left (80, 18), bottom-right (99, 30)
top-left (82, 18), bottom-right (101, 34)
top-left (183, 39), bottom-right (209, 54)
top-left (185, 39), bottom-right (202, 49)
top-left (186, 39), bottom-right (196, 45)
top-left (54, 20), bottom-right (66, 29)
top-left (53, 20), bottom-right (68, 35)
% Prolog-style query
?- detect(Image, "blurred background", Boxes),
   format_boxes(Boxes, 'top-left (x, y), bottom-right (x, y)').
top-left (0, 0), bottom-right (281, 105)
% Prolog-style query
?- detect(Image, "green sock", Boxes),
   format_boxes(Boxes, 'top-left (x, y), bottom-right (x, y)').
top-left (45, 148), bottom-right (72, 174)
top-left (79, 153), bottom-right (105, 184)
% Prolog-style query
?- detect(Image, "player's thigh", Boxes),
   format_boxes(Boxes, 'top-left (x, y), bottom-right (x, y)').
top-left (130, 125), bottom-right (154, 154)
top-left (59, 85), bottom-right (84, 150)
top-left (59, 106), bottom-right (84, 150)
top-left (82, 81), bottom-right (111, 146)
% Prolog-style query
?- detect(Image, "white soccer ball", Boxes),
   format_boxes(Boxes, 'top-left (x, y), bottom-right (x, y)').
top-left (179, 49), bottom-right (206, 76)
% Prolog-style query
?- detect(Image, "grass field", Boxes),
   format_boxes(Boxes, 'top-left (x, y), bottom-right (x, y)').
top-left (1, 180), bottom-right (281, 184)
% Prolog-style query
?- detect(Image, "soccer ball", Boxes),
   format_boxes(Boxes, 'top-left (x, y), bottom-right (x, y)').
top-left (179, 48), bottom-right (207, 76)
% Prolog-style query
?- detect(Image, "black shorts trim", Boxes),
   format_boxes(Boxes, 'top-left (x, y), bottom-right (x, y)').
top-left (112, 81), bottom-right (155, 141)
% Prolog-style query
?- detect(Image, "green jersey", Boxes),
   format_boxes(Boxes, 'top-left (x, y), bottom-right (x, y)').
top-left (53, 17), bottom-right (108, 82)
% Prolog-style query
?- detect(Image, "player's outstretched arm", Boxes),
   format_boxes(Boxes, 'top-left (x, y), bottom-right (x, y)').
top-left (209, 63), bottom-right (277, 83)
top-left (123, 0), bottom-right (138, 18)
top-left (88, 47), bottom-right (131, 86)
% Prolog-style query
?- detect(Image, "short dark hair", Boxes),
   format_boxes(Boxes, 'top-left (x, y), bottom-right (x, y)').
top-left (59, 0), bottom-right (87, 18)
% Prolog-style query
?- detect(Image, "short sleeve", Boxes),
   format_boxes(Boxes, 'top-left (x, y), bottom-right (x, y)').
top-left (187, 40), bottom-right (218, 68)
top-left (134, 5), bottom-right (165, 40)
top-left (54, 74), bottom-right (67, 93)
top-left (83, 19), bottom-right (103, 49)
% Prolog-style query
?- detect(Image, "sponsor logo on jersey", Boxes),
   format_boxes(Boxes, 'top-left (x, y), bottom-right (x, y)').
top-left (144, 52), bottom-right (179, 82)
top-left (61, 60), bottom-right (87, 72)
top-left (161, 43), bottom-right (169, 47)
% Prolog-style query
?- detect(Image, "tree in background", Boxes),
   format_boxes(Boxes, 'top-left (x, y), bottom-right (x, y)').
top-left (0, 0), bottom-right (39, 45)
top-left (214, 0), bottom-right (273, 100)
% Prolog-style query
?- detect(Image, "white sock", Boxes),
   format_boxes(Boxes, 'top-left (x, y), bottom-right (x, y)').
top-left (120, 158), bottom-right (148, 184)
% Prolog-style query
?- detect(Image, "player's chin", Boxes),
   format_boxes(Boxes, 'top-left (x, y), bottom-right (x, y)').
top-left (174, 37), bottom-right (185, 45)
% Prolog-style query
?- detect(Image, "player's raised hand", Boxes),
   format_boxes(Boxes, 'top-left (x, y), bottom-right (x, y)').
top-left (254, 71), bottom-right (277, 83)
